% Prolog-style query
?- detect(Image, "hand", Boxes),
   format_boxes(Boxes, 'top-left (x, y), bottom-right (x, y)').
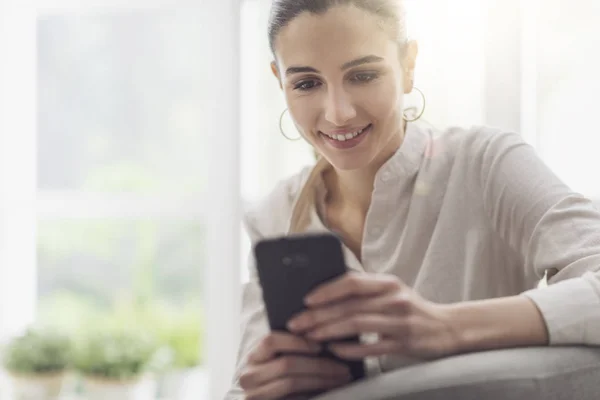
top-left (240, 332), bottom-right (353, 400)
top-left (287, 273), bottom-right (460, 361)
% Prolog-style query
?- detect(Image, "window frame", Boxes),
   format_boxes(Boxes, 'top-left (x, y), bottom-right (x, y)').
top-left (0, 1), bottom-right (242, 398)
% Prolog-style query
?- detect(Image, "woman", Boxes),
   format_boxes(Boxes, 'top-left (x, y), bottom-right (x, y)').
top-left (226, 1), bottom-right (600, 399)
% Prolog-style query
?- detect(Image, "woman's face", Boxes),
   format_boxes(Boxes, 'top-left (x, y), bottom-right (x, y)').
top-left (272, 5), bottom-right (417, 171)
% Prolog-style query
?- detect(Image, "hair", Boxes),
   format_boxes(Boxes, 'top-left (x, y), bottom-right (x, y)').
top-left (268, 0), bottom-right (407, 56)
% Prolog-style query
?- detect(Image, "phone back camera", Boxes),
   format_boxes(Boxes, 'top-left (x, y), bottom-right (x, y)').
top-left (282, 254), bottom-right (310, 268)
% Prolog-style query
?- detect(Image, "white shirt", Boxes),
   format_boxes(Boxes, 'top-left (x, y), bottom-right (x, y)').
top-left (225, 122), bottom-right (600, 399)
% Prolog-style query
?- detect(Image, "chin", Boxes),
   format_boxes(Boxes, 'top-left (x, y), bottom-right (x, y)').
top-left (313, 122), bottom-right (383, 170)
top-left (322, 152), bottom-right (373, 171)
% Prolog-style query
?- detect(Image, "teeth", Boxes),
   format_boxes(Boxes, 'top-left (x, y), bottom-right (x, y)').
top-left (325, 125), bottom-right (368, 141)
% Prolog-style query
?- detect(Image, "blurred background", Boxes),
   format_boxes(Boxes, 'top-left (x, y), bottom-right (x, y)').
top-left (0, 0), bottom-right (599, 399)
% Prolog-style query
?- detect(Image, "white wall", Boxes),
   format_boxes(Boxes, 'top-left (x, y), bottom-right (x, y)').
top-left (485, 0), bottom-right (522, 132)
top-left (0, 0), bottom-right (37, 344)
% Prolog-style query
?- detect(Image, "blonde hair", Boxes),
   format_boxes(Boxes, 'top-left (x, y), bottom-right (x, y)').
top-left (289, 157), bottom-right (329, 234)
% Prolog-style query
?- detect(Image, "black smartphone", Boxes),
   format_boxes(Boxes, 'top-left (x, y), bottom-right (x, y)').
top-left (253, 233), bottom-right (366, 382)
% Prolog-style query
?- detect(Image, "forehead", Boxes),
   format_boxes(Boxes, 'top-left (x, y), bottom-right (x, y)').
top-left (274, 5), bottom-right (398, 72)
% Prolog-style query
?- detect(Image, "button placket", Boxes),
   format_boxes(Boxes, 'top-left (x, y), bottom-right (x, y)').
top-left (362, 182), bottom-right (392, 271)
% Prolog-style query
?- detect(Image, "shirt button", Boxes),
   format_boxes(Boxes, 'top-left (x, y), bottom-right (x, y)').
top-left (381, 172), bottom-right (392, 182)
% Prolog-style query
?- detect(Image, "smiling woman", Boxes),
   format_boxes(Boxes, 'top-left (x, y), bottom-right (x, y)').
top-left (230, 1), bottom-right (600, 400)
top-left (239, 0), bottom-right (487, 208)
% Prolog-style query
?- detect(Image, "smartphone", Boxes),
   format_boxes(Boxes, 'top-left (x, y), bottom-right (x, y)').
top-left (253, 233), bottom-right (366, 382)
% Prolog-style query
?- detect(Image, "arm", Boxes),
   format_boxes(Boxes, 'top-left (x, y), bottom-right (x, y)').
top-left (446, 295), bottom-right (548, 353)
top-left (464, 130), bottom-right (600, 348)
top-left (284, 130), bottom-right (599, 360)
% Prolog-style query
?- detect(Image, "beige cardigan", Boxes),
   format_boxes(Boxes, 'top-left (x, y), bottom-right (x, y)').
top-left (225, 122), bottom-right (600, 399)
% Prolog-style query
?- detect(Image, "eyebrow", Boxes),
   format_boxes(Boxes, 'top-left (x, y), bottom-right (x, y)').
top-left (285, 55), bottom-right (384, 76)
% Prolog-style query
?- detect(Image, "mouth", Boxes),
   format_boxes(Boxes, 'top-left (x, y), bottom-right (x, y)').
top-left (319, 123), bottom-right (372, 149)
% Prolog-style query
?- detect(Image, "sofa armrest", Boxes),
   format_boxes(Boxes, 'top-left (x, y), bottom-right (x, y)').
top-left (314, 346), bottom-right (600, 400)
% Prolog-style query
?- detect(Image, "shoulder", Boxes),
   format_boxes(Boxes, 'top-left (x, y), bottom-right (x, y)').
top-left (446, 124), bottom-right (527, 152)
top-left (242, 165), bottom-right (314, 242)
top-left (427, 124), bottom-right (530, 163)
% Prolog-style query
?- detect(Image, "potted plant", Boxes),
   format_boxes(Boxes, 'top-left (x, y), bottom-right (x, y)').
top-left (1, 328), bottom-right (71, 400)
top-left (72, 328), bottom-right (161, 400)
top-left (91, 297), bottom-right (205, 399)
top-left (158, 312), bottom-right (205, 400)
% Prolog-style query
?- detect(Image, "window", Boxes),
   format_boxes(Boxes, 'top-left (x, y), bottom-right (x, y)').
top-left (36, 11), bottom-right (208, 305)
top-left (1, 2), bottom-right (241, 398)
top-left (36, 9), bottom-right (208, 397)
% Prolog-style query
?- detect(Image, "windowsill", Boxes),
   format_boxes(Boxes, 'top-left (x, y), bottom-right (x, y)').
top-left (0, 368), bottom-right (209, 400)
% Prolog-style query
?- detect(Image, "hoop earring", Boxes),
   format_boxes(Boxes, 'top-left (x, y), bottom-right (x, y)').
top-left (279, 108), bottom-right (302, 141)
top-left (403, 86), bottom-right (426, 122)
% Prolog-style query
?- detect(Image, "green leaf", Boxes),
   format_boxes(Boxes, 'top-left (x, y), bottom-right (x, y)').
top-left (2, 328), bottom-right (72, 375)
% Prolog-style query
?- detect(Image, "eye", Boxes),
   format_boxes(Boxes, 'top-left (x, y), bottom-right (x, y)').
top-left (351, 72), bottom-right (378, 83)
top-left (294, 80), bottom-right (321, 91)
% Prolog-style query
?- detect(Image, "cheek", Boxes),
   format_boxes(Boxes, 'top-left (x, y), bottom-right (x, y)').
top-left (285, 94), bottom-right (322, 134)
top-left (363, 81), bottom-right (403, 122)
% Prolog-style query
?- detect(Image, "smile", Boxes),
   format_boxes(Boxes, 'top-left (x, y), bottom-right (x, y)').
top-left (319, 124), bottom-right (373, 150)
top-left (321, 124), bottom-right (371, 142)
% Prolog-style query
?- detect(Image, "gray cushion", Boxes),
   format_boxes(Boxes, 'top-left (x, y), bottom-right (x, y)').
top-left (314, 346), bottom-right (600, 400)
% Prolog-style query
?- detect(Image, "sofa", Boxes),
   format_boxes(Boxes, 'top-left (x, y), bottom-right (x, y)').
top-left (314, 346), bottom-right (600, 400)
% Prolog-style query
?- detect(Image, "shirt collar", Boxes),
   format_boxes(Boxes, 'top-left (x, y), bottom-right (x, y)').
top-left (290, 122), bottom-right (428, 234)
top-left (377, 121), bottom-right (428, 179)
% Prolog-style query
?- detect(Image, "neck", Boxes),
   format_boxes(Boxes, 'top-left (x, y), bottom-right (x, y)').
top-left (326, 123), bottom-right (406, 215)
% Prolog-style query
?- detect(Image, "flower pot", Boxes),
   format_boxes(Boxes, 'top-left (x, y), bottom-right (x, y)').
top-left (7, 372), bottom-right (65, 400)
top-left (83, 375), bottom-right (157, 400)
top-left (160, 367), bottom-right (207, 400)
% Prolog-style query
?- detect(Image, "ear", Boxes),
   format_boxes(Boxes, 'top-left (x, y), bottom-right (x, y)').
top-left (402, 40), bottom-right (419, 94)
top-left (271, 61), bottom-right (283, 90)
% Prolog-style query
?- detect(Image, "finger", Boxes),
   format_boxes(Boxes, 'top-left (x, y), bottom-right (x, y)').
top-left (289, 293), bottom-right (412, 333)
top-left (245, 375), bottom-right (351, 400)
top-left (248, 333), bottom-right (322, 364)
top-left (240, 355), bottom-right (351, 389)
top-left (305, 273), bottom-right (403, 306)
top-left (307, 314), bottom-right (406, 341)
top-left (329, 339), bottom-right (404, 360)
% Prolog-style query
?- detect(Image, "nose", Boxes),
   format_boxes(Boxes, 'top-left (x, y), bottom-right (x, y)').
top-left (324, 87), bottom-right (357, 126)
